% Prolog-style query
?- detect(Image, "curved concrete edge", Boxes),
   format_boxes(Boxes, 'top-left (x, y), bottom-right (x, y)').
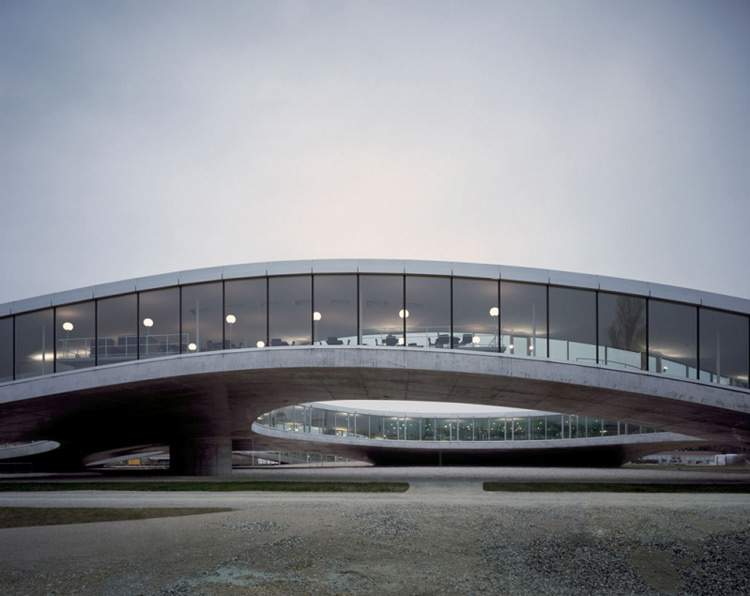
top-left (0, 440), bottom-right (60, 460)
top-left (246, 426), bottom-right (706, 467)
top-left (2, 346), bottom-right (749, 414)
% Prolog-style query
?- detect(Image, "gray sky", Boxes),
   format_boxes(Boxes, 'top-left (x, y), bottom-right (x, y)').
top-left (2, 0), bottom-right (749, 305)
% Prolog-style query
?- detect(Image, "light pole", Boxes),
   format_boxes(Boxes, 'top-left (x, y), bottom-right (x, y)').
top-left (225, 314), bottom-right (236, 349)
top-left (313, 311), bottom-right (321, 343)
top-left (62, 321), bottom-right (74, 358)
top-left (142, 317), bottom-right (154, 356)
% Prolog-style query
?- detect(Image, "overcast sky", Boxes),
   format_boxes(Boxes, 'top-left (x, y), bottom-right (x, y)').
top-left (1, 0), bottom-right (748, 306)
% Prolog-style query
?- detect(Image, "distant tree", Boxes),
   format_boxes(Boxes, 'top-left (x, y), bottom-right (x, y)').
top-left (608, 296), bottom-right (646, 351)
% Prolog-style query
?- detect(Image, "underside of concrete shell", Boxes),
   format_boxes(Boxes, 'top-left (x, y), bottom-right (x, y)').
top-left (1, 346), bottom-right (749, 474)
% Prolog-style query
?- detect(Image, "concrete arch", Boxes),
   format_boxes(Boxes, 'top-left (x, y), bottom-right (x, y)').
top-left (1, 346), bottom-right (749, 474)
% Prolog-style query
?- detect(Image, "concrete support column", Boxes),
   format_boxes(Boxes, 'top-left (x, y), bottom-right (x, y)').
top-left (169, 436), bottom-right (232, 476)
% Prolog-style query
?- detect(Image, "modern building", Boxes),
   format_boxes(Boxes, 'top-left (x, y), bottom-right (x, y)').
top-left (0, 259), bottom-right (748, 475)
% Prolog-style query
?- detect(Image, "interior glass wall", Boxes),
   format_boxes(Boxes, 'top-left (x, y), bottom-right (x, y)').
top-left (405, 276), bottom-right (450, 348)
top-left (453, 278), bottom-right (499, 352)
top-left (699, 308), bottom-right (749, 388)
top-left (548, 287), bottom-right (596, 364)
top-left (15, 309), bottom-right (54, 379)
top-left (268, 276), bottom-right (311, 346)
top-left (598, 293), bottom-right (647, 370)
top-left (500, 282), bottom-right (548, 357)
top-left (224, 278), bottom-right (266, 349)
top-left (97, 293), bottom-right (137, 365)
top-left (360, 275), bottom-right (403, 347)
top-left (489, 418), bottom-right (505, 440)
top-left (139, 288), bottom-right (180, 359)
top-left (55, 301), bottom-right (95, 372)
top-left (421, 418), bottom-right (435, 440)
top-left (0, 317), bottom-right (13, 382)
top-left (181, 283), bottom-right (222, 353)
top-left (354, 413), bottom-right (369, 438)
top-left (648, 300), bottom-right (698, 379)
top-left (313, 275), bottom-right (357, 346)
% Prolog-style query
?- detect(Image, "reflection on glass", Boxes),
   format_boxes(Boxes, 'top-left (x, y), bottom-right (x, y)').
top-left (547, 415), bottom-right (562, 439)
top-left (55, 301), bottom-right (95, 372)
top-left (530, 416), bottom-right (546, 440)
top-left (313, 275), bottom-right (357, 345)
top-left (405, 276), bottom-right (450, 349)
top-left (453, 278), bottom-right (499, 352)
top-left (501, 282), bottom-right (547, 357)
top-left (699, 308), bottom-right (749, 388)
top-left (354, 413), bottom-right (369, 438)
top-left (182, 283), bottom-right (222, 353)
top-left (15, 309), bottom-right (54, 379)
top-left (648, 300), bottom-right (698, 379)
top-left (457, 418), bottom-right (473, 440)
top-left (0, 317), bottom-right (13, 382)
top-left (435, 418), bottom-right (452, 441)
top-left (421, 418), bottom-right (435, 440)
top-left (360, 275), bottom-right (403, 347)
top-left (598, 293), bottom-right (646, 370)
top-left (139, 288), bottom-right (180, 359)
top-left (548, 287), bottom-right (596, 363)
top-left (475, 417), bottom-right (490, 440)
top-left (97, 294), bottom-right (137, 365)
top-left (224, 278), bottom-right (267, 349)
top-left (269, 276), bottom-right (312, 346)
top-left (371, 415), bottom-right (385, 439)
top-left (490, 418), bottom-right (506, 441)
top-left (511, 417), bottom-right (528, 440)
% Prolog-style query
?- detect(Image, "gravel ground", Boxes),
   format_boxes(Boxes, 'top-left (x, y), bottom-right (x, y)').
top-left (0, 467), bottom-right (749, 595)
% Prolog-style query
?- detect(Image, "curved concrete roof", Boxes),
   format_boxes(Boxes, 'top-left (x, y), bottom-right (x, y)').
top-left (1, 347), bottom-right (748, 457)
top-left (1, 259), bottom-right (748, 473)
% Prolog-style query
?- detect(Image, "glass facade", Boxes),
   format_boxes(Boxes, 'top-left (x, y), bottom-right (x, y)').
top-left (598, 292), bottom-right (647, 370)
top-left (648, 299), bottom-right (698, 379)
top-left (0, 317), bottom-right (13, 383)
top-left (548, 287), bottom-right (596, 364)
top-left (224, 278), bottom-right (266, 349)
top-left (313, 275), bottom-right (357, 346)
top-left (500, 282), bottom-right (548, 357)
top-left (269, 276), bottom-right (312, 346)
top-left (139, 288), bottom-right (180, 359)
top-left (55, 301), bottom-right (95, 372)
top-left (360, 275), bottom-right (403, 347)
top-left (15, 309), bottom-right (54, 379)
top-left (181, 283), bottom-right (223, 353)
top-left (405, 276), bottom-right (451, 349)
top-left (699, 308), bottom-right (749, 388)
top-left (453, 277), bottom-right (499, 352)
top-left (0, 269), bottom-right (747, 399)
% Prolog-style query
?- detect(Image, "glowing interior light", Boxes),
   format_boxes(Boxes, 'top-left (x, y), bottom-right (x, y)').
top-left (187, 343), bottom-right (197, 352)
top-left (398, 337), bottom-right (405, 345)
top-left (472, 335), bottom-right (481, 346)
top-left (313, 311), bottom-right (322, 321)
top-left (489, 307), bottom-right (499, 317)
top-left (142, 318), bottom-right (154, 328)
top-left (225, 314), bottom-right (237, 324)
top-left (398, 309), bottom-right (409, 319)
top-left (256, 340), bottom-right (265, 348)
top-left (62, 322), bottom-right (74, 332)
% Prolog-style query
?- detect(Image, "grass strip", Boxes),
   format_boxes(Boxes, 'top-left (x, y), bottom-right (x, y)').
top-left (0, 507), bottom-right (232, 529)
top-left (0, 481), bottom-right (409, 493)
top-left (483, 482), bottom-right (750, 493)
